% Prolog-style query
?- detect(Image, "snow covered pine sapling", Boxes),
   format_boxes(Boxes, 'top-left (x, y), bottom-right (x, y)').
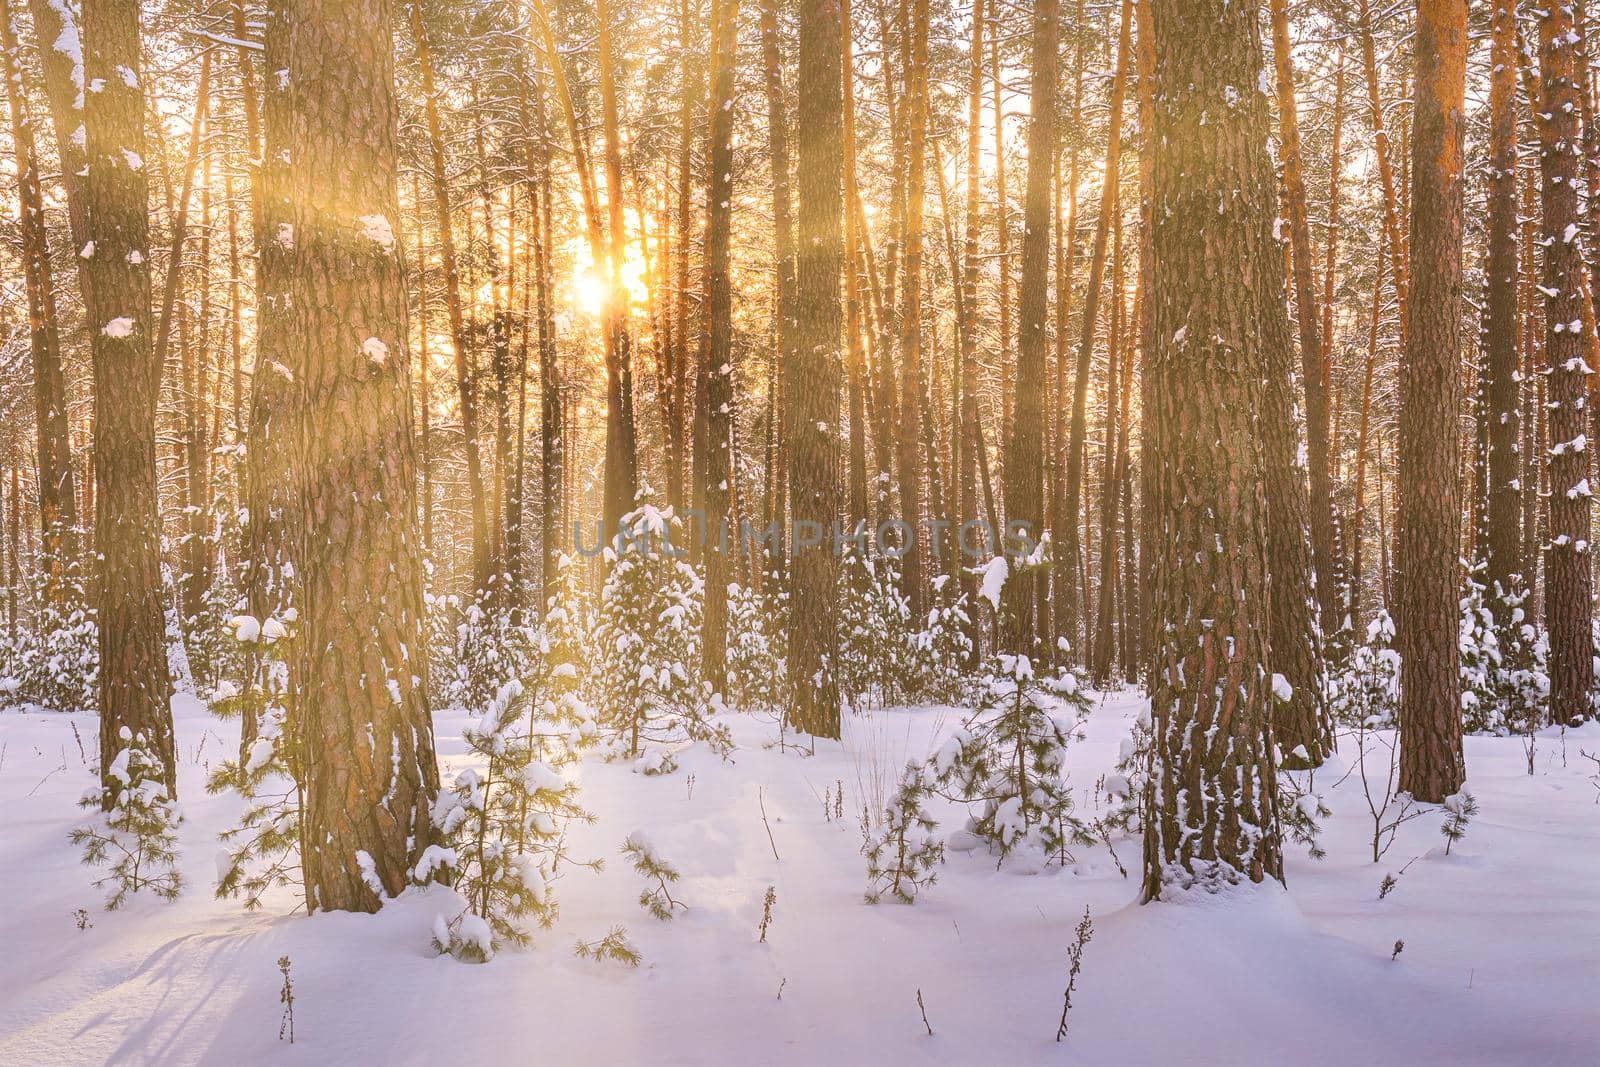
top-left (593, 497), bottom-right (733, 770)
top-left (207, 612), bottom-right (306, 910)
top-left (1440, 788), bottom-right (1478, 856)
top-left (70, 727), bottom-right (182, 909)
top-left (423, 678), bottom-right (594, 961)
top-left (932, 654), bottom-right (1092, 865)
top-left (622, 831), bottom-right (686, 920)
top-left (863, 760), bottom-right (946, 903)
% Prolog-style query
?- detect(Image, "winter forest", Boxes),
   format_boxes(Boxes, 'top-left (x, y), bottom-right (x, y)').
top-left (0, 0), bottom-right (1596, 1061)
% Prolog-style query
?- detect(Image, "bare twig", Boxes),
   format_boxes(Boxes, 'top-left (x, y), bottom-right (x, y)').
top-left (758, 786), bottom-right (780, 862)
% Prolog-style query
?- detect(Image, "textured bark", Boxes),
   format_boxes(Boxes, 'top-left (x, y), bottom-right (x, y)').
top-left (1063, 0), bottom-right (1130, 662)
top-left (1396, 0), bottom-right (1468, 799)
top-left (1480, 0), bottom-right (1522, 604)
top-left (790, 0), bottom-right (844, 738)
top-left (83, 0), bottom-right (174, 796)
top-left (1535, 1), bottom-right (1596, 727)
top-left (286, 0), bottom-right (438, 912)
top-left (1000, 0), bottom-right (1057, 658)
top-left (1142, 0), bottom-right (1282, 900)
top-left (701, 0), bottom-right (741, 692)
top-left (25, 0), bottom-right (87, 252)
top-left (1268, 0), bottom-right (1337, 632)
top-left (0, 0), bottom-right (76, 596)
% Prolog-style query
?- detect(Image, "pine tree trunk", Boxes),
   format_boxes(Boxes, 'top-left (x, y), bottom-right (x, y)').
top-left (1268, 0), bottom-right (1338, 634)
top-left (893, 0), bottom-right (929, 622)
top-left (843, 0), bottom-right (870, 531)
top-left (701, 0), bottom-right (741, 693)
top-left (1535, 1), bottom-right (1596, 727)
top-left (25, 0), bottom-right (88, 253)
top-left (958, 0), bottom-right (985, 656)
top-left (411, 3), bottom-right (491, 595)
top-left (1062, 0), bottom-right (1130, 662)
top-left (790, 0), bottom-right (844, 737)
top-left (1142, 0), bottom-right (1283, 900)
top-left (83, 0), bottom-right (175, 796)
top-left (0, 0), bottom-right (77, 600)
top-left (1357, 0), bottom-right (1410, 344)
top-left (596, 0), bottom-right (639, 541)
top-left (1000, 0), bottom-right (1057, 658)
top-left (286, 0), bottom-right (438, 911)
top-left (1396, 0), bottom-right (1468, 798)
top-left (1481, 0), bottom-right (1523, 606)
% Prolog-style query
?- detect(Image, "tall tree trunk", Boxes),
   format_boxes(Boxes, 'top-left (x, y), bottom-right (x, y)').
top-left (1357, 0), bottom-right (1410, 344)
top-left (410, 2), bottom-right (491, 594)
top-left (1000, 0), bottom-right (1058, 659)
top-left (25, 0), bottom-right (88, 253)
top-left (1396, 0), bottom-right (1468, 798)
top-left (958, 0), bottom-right (985, 656)
top-left (1142, 0), bottom-right (1282, 900)
top-left (286, 0), bottom-right (438, 912)
top-left (0, 0), bottom-right (76, 599)
top-left (595, 0), bottom-right (639, 541)
top-left (843, 0), bottom-right (870, 530)
top-left (894, 0), bottom-right (929, 621)
top-left (1481, 0), bottom-right (1523, 609)
top-left (701, 0), bottom-right (741, 693)
top-left (1268, 0), bottom-right (1337, 633)
top-left (1536, 0), bottom-right (1596, 727)
top-left (790, 0), bottom-right (844, 738)
top-left (83, 0), bottom-right (174, 796)
top-left (1063, 0), bottom-right (1130, 661)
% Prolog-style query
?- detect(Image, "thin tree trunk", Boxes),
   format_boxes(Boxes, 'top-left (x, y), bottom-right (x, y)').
top-left (1064, 0), bottom-right (1130, 662)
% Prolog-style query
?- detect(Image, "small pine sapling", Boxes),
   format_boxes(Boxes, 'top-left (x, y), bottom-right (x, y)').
top-left (70, 728), bottom-right (182, 909)
top-left (574, 925), bottom-right (642, 966)
top-left (1055, 906), bottom-right (1095, 1041)
top-left (594, 498), bottom-right (733, 764)
top-left (1378, 873), bottom-right (1397, 900)
top-left (207, 613), bottom-right (306, 910)
top-left (930, 654), bottom-right (1091, 864)
top-left (623, 831), bottom-right (686, 920)
top-left (1391, 939), bottom-right (1405, 961)
top-left (1439, 788), bottom-right (1478, 855)
top-left (864, 761), bottom-right (946, 903)
top-left (424, 677), bottom-right (595, 961)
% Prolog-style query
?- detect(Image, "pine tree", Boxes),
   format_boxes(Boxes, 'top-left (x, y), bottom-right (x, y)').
top-left (1142, 0), bottom-right (1284, 899)
top-left (863, 760), bottom-right (945, 904)
top-left (424, 678), bottom-right (593, 960)
top-left (594, 498), bottom-right (732, 766)
top-left (931, 654), bottom-right (1090, 864)
top-left (71, 727), bottom-right (182, 909)
top-left (285, 0), bottom-right (439, 912)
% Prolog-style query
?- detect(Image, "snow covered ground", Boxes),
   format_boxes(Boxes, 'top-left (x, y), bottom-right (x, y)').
top-left (1, 689), bottom-right (1596, 1065)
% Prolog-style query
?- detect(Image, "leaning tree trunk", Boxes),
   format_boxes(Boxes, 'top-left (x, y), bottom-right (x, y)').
top-left (1141, 0), bottom-right (1283, 901)
top-left (789, 0), bottom-right (845, 738)
top-left (286, 0), bottom-right (439, 912)
top-left (83, 0), bottom-right (175, 797)
top-left (1000, 0), bottom-right (1058, 659)
top-left (1396, 0), bottom-right (1468, 798)
top-left (1535, 0), bottom-right (1596, 727)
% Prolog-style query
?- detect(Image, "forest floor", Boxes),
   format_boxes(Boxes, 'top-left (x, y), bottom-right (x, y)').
top-left (1, 688), bottom-right (1597, 1065)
